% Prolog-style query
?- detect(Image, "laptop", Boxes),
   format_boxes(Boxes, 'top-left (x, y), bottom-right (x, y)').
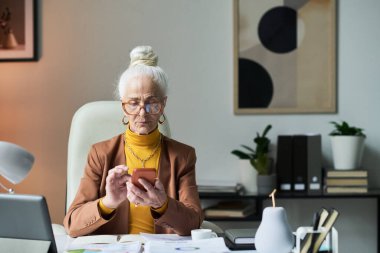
top-left (0, 193), bottom-right (58, 253)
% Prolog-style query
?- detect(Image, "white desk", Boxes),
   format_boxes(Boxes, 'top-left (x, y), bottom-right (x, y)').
top-left (54, 234), bottom-right (256, 253)
top-left (54, 234), bottom-right (73, 253)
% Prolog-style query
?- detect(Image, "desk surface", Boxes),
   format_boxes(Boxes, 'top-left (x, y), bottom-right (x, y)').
top-left (54, 234), bottom-right (256, 253)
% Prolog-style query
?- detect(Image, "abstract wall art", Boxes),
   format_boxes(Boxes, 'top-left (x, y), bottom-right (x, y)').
top-left (234, 0), bottom-right (336, 114)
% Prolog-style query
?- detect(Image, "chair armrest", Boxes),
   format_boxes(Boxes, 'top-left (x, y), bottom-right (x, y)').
top-left (200, 220), bottom-right (223, 233)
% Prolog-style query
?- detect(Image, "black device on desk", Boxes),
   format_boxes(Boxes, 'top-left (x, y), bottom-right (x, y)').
top-left (223, 228), bottom-right (256, 251)
top-left (0, 193), bottom-right (57, 253)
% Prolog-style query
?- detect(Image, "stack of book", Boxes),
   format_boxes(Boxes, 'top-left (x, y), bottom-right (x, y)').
top-left (197, 183), bottom-right (245, 196)
top-left (204, 200), bottom-right (255, 218)
top-left (324, 169), bottom-right (368, 193)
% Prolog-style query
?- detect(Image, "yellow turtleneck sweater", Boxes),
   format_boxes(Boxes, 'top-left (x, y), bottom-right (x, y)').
top-left (98, 127), bottom-right (168, 234)
top-left (124, 127), bottom-right (161, 234)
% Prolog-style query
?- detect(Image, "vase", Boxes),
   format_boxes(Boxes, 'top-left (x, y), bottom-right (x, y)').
top-left (239, 159), bottom-right (258, 194)
top-left (255, 207), bottom-right (294, 253)
top-left (257, 174), bottom-right (277, 195)
top-left (3, 31), bottom-right (18, 49)
top-left (331, 136), bottom-right (365, 170)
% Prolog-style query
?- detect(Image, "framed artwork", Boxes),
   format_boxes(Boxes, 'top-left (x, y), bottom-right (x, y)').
top-left (0, 0), bottom-right (38, 62)
top-left (234, 0), bottom-right (336, 114)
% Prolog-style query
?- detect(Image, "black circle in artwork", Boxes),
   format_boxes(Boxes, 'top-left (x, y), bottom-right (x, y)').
top-left (238, 58), bottom-right (273, 108)
top-left (258, 6), bottom-right (297, 54)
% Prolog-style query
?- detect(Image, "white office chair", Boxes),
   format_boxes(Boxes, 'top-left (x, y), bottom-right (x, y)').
top-left (54, 101), bottom-right (222, 234)
top-left (66, 101), bottom-right (171, 212)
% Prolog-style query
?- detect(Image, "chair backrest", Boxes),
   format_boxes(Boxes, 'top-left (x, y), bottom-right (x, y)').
top-left (66, 101), bottom-right (171, 212)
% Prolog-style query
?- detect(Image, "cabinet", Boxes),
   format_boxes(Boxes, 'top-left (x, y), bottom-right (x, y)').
top-left (200, 189), bottom-right (380, 253)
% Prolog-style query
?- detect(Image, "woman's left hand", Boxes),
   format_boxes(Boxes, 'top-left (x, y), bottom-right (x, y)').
top-left (126, 179), bottom-right (167, 209)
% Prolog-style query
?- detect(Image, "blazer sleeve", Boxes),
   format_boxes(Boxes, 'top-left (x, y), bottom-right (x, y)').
top-left (63, 145), bottom-right (109, 237)
top-left (152, 148), bottom-right (204, 235)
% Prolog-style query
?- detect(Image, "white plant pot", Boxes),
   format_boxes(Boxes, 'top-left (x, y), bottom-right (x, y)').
top-left (331, 136), bottom-right (365, 170)
top-left (239, 159), bottom-right (258, 194)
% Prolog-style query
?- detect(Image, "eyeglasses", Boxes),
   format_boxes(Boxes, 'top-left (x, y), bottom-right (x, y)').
top-left (121, 98), bottom-right (164, 115)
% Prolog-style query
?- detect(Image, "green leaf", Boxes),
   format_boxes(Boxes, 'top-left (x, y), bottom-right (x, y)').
top-left (231, 150), bottom-right (251, 159)
top-left (329, 120), bottom-right (366, 137)
top-left (250, 154), bottom-right (270, 175)
top-left (262, 124), bottom-right (272, 137)
top-left (231, 124), bottom-right (273, 164)
top-left (241, 145), bottom-right (255, 153)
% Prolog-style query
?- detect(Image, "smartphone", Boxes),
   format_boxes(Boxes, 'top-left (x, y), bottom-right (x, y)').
top-left (131, 168), bottom-right (157, 191)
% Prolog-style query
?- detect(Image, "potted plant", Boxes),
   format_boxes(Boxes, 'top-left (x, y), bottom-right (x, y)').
top-left (232, 124), bottom-right (276, 194)
top-left (329, 121), bottom-right (366, 170)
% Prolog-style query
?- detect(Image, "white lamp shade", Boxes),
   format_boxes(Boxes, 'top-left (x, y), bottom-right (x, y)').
top-left (0, 141), bottom-right (34, 184)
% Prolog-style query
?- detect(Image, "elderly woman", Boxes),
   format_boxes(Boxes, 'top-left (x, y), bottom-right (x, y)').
top-left (63, 46), bottom-right (203, 237)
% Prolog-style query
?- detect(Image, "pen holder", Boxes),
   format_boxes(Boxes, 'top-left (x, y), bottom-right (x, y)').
top-left (293, 226), bottom-right (338, 253)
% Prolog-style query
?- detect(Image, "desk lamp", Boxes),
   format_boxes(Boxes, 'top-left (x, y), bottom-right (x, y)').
top-left (0, 141), bottom-right (34, 193)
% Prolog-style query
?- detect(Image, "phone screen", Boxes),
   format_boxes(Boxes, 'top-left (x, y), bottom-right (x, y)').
top-left (131, 168), bottom-right (156, 191)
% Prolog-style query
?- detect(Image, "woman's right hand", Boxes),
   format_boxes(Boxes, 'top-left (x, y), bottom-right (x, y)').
top-left (102, 165), bottom-right (130, 209)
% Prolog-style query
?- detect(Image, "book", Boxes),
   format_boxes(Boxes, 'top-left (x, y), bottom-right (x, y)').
top-left (224, 236), bottom-right (256, 251)
top-left (224, 228), bottom-right (256, 244)
top-left (326, 170), bottom-right (367, 178)
top-left (325, 178), bottom-right (368, 186)
top-left (325, 186), bottom-right (368, 194)
top-left (204, 201), bottom-right (255, 218)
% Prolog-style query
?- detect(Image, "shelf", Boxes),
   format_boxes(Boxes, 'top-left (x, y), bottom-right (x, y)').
top-left (199, 188), bottom-right (380, 252)
top-left (204, 214), bottom-right (258, 222)
top-left (200, 188), bottom-right (380, 199)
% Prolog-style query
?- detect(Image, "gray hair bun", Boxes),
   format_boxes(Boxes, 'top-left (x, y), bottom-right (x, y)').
top-left (129, 45), bottom-right (158, 67)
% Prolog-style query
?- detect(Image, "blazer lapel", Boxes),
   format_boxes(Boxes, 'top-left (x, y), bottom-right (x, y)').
top-left (158, 136), bottom-right (171, 194)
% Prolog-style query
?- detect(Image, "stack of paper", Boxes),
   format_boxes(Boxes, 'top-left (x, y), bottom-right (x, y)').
top-left (65, 234), bottom-right (143, 253)
top-left (144, 237), bottom-right (229, 253)
top-left (197, 182), bottom-right (245, 195)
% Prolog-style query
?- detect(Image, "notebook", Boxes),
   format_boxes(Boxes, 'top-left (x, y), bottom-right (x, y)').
top-left (0, 193), bottom-right (57, 253)
top-left (224, 228), bottom-right (256, 251)
top-left (225, 228), bottom-right (256, 244)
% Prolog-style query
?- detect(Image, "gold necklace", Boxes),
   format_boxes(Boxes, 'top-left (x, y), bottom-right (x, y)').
top-left (124, 134), bottom-right (162, 168)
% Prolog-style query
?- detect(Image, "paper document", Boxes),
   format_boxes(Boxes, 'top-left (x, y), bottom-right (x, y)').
top-left (66, 235), bottom-right (143, 253)
top-left (140, 233), bottom-right (191, 241)
top-left (144, 237), bottom-right (230, 253)
top-left (70, 234), bottom-right (145, 245)
top-left (66, 241), bottom-right (141, 253)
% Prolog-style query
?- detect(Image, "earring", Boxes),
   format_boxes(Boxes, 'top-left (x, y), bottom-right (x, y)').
top-left (122, 116), bottom-right (129, 125)
top-left (158, 114), bottom-right (166, 124)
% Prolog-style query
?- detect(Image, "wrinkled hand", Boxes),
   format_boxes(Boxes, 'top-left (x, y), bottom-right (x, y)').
top-left (126, 179), bottom-right (167, 209)
top-left (102, 165), bottom-right (131, 209)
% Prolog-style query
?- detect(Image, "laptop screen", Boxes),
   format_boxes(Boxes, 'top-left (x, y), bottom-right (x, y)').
top-left (0, 193), bottom-right (57, 253)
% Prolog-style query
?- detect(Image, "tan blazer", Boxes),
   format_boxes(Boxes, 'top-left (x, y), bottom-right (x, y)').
top-left (63, 134), bottom-right (203, 237)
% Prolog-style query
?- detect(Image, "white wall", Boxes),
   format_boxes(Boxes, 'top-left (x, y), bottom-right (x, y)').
top-left (0, 0), bottom-right (379, 252)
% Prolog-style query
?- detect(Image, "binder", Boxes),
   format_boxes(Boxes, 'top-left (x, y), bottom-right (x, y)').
top-left (276, 135), bottom-right (293, 191)
top-left (292, 135), bottom-right (322, 194)
top-left (292, 135), bottom-right (307, 191)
